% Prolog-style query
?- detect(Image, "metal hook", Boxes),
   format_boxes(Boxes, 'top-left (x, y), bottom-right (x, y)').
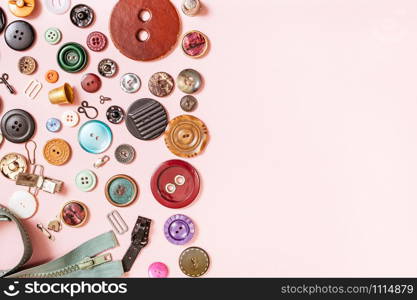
top-left (100, 95), bottom-right (112, 104)
top-left (0, 73), bottom-right (16, 94)
top-left (93, 155), bottom-right (110, 168)
top-left (36, 224), bottom-right (55, 241)
top-left (25, 140), bottom-right (37, 165)
top-left (77, 101), bottom-right (99, 119)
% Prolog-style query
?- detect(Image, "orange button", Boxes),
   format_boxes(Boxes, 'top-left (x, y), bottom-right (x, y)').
top-left (43, 138), bottom-right (71, 166)
top-left (45, 70), bottom-right (59, 83)
top-left (8, 0), bottom-right (35, 17)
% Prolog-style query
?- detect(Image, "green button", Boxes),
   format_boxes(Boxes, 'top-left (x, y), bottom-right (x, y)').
top-left (75, 169), bottom-right (97, 192)
top-left (45, 27), bottom-right (62, 45)
top-left (57, 42), bottom-right (88, 73)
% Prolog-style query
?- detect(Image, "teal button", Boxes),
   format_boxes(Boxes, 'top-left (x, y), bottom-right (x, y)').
top-left (45, 27), bottom-right (62, 45)
top-left (75, 169), bottom-right (97, 192)
top-left (105, 175), bottom-right (138, 207)
top-left (78, 120), bottom-right (112, 154)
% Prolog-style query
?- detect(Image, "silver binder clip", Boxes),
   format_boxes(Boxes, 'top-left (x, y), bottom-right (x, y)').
top-left (24, 79), bottom-right (42, 100)
top-left (107, 210), bottom-right (128, 235)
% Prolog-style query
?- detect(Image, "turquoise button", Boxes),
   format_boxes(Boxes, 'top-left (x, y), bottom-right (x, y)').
top-left (78, 120), bottom-right (112, 154)
top-left (105, 175), bottom-right (138, 207)
top-left (75, 169), bottom-right (97, 192)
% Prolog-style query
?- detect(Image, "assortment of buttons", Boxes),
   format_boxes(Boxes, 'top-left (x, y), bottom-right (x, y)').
top-left (0, 0), bottom-right (211, 277)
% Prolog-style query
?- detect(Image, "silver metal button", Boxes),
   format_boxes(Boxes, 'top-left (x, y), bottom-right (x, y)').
top-left (98, 58), bottom-right (117, 78)
top-left (114, 144), bottom-right (136, 164)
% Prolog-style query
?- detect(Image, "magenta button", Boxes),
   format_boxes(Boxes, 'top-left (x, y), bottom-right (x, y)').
top-left (148, 262), bottom-right (169, 278)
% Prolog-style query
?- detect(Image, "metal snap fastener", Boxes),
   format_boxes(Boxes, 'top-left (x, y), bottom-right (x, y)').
top-left (78, 120), bottom-right (112, 154)
top-left (45, 0), bottom-right (70, 14)
top-left (57, 42), bottom-right (88, 73)
top-left (151, 159), bottom-right (200, 209)
top-left (105, 174), bottom-right (138, 207)
top-left (46, 117), bottom-right (62, 132)
top-left (43, 138), bottom-right (72, 166)
top-left (70, 4), bottom-right (94, 28)
top-left (45, 27), bottom-right (62, 45)
top-left (182, 0), bottom-right (201, 16)
top-left (106, 106), bottom-right (125, 124)
top-left (4, 20), bottom-right (35, 51)
top-left (177, 69), bottom-right (202, 94)
top-left (8, 190), bottom-right (37, 219)
top-left (120, 73), bottom-right (141, 93)
top-left (60, 201), bottom-right (88, 227)
top-left (98, 58), bottom-right (118, 78)
top-left (164, 115), bottom-right (209, 158)
top-left (180, 95), bottom-right (198, 112)
top-left (126, 98), bottom-right (168, 140)
top-left (182, 30), bottom-right (209, 58)
top-left (81, 73), bottom-right (101, 93)
top-left (148, 72), bottom-right (174, 97)
top-left (115, 144), bottom-right (135, 164)
top-left (0, 153), bottom-right (27, 180)
top-left (164, 214), bottom-right (195, 245)
top-left (179, 247), bottom-right (210, 277)
top-left (1, 109), bottom-right (35, 144)
top-left (18, 56), bottom-right (37, 75)
top-left (86, 31), bottom-right (107, 52)
top-left (75, 169), bottom-right (97, 192)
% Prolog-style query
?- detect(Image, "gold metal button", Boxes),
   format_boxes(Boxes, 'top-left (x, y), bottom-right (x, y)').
top-left (179, 247), bottom-right (210, 277)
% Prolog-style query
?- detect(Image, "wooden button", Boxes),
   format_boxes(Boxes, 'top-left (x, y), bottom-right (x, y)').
top-left (18, 56), bottom-right (37, 75)
top-left (43, 138), bottom-right (72, 166)
top-left (164, 115), bottom-right (208, 158)
top-left (45, 70), bottom-right (59, 83)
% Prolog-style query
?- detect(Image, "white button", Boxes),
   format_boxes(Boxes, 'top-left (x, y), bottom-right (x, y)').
top-left (44, 0), bottom-right (71, 15)
top-left (61, 110), bottom-right (79, 127)
top-left (8, 190), bottom-right (37, 219)
top-left (120, 73), bottom-right (141, 93)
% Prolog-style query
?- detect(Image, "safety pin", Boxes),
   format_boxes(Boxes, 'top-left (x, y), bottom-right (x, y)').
top-left (78, 100), bottom-right (99, 119)
top-left (25, 140), bottom-right (37, 165)
top-left (107, 210), bottom-right (128, 235)
top-left (100, 95), bottom-right (112, 104)
top-left (94, 155), bottom-right (110, 168)
top-left (0, 73), bottom-right (16, 94)
top-left (36, 223), bottom-right (55, 241)
top-left (24, 79), bottom-right (42, 99)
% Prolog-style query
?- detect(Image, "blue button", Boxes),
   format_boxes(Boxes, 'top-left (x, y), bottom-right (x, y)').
top-left (46, 118), bottom-right (61, 132)
top-left (78, 120), bottom-right (112, 154)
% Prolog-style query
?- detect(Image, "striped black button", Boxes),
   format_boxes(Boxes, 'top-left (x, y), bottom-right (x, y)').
top-left (126, 98), bottom-right (168, 141)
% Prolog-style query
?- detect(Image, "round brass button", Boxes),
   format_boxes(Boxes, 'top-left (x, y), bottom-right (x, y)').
top-left (164, 115), bottom-right (208, 158)
top-left (0, 153), bottom-right (27, 180)
top-left (179, 247), bottom-right (210, 277)
top-left (43, 138), bottom-right (72, 166)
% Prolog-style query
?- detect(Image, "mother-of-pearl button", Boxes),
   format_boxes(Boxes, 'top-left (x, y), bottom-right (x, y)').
top-left (8, 190), bottom-right (37, 219)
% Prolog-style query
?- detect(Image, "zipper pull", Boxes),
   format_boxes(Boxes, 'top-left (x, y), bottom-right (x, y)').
top-left (78, 253), bottom-right (113, 270)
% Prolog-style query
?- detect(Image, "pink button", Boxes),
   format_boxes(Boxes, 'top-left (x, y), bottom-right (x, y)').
top-left (148, 262), bottom-right (169, 278)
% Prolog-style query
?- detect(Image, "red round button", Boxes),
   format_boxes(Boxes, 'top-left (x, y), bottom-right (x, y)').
top-left (86, 31), bottom-right (107, 52)
top-left (151, 160), bottom-right (200, 209)
top-left (81, 73), bottom-right (101, 93)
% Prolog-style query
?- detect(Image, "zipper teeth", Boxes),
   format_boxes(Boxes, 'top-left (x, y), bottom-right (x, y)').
top-left (17, 264), bottom-right (80, 279)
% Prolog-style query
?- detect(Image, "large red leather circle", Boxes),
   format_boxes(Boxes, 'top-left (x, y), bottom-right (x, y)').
top-left (151, 160), bottom-right (200, 209)
top-left (110, 0), bottom-right (180, 61)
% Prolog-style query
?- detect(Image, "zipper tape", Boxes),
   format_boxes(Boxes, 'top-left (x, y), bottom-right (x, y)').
top-left (0, 205), bottom-right (33, 278)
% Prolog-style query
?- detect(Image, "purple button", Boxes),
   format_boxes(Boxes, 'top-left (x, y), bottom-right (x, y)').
top-left (164, 214), bottom-right (195, 245)
top-left (148, 262), bottom-right (169, 278)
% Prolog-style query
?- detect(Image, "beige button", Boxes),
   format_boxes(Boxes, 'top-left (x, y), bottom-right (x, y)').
top-left (43, 138), bottom-right (72, 166)
top-left (61, 110), bottom-right (79, 127)
top-left (18, 56), bottom-right (37, 75)
top-left (8, 0), bottom-right (35, 17)
top-left (0, 153), bottom-right (27, 180)
top-left (164, 115), bottom-right (209, 158)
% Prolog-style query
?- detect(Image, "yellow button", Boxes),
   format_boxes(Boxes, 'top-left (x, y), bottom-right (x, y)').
top-left (8, 0), bottom-right (35, 17)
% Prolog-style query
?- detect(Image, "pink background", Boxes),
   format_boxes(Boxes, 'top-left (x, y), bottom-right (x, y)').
top-left (2, 0), bottom-right (417, 277)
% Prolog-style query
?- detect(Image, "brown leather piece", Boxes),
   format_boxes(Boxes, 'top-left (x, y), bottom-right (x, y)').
top-left (110, 0), bottom-right (181, 61)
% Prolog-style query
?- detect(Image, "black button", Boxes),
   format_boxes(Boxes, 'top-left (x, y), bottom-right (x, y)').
top-left (106, 106), bottom-right (125, 124)
top-left (126, 98), bottom-right (168, 141)
top-left (4, 21), bottom-right (35, 51)
top-left (0, 8), bottom-right (6, 34)
top-left (1, 109), bottom-right (35, 143)
top-left (70, 4), bottom-right (94, 28)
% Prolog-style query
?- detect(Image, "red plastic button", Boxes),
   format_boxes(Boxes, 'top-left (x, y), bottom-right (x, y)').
top-left (86, 31), bottom-right (107, 52)
top-left (150, 160), bottom-right (200, 209)
top-left (81, 73), bottom-right (101, 93)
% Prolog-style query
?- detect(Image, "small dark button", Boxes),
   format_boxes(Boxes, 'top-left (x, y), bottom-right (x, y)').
top-left (0, 8), bottom-right (6, 33)
top-left (126, 98), bottom-right (168, 140)
top-left (81, 73), bottom-right (101, 93)
top-left (70, 4), bottom-right (94, 28)
top-left (106, 106), bottom-right (125, 124)
top-left (180, 95), bottom-right (198, 112)
top-left (4, 20), bottom-right (35, 51)
top-left (1, 109), bottom-right (35, 143)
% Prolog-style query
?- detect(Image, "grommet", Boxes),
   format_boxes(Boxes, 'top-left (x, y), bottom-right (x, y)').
top-left (182, 31), bottom-right (209, 58)
top-left (8, 190), bottom-right (37, 219)
top-left (81, 73), bottom-right (101, 93)
top-left (98, 58), bottom-right (118, 78)
top-left (105, 174), bottom-right (138, 207)
top-left (164, 115), bottom-right (209, 158)
top-left (70, 4), bottom-right (94, 28)
top-left (148, 262), bottom-right (169, 278)
top-left (148, 72), bottom-right (175, 97)
top-left (45, 70), bottom-right (59, 83)
top-left (8, 0), bottom-right (35, 17)
top-left (120, 73), bottom-right (141, 93)
top-left (180, 95), bottom-right (198, 112)
top-left (125, 98), bottom-right (168, 140)
top-left (44, 27), bottom-right (62, 45)
top-left (1, 109), bottom-right (35, 144)
top-left (4, 20), bottom-right (35, 51)
top-left (60, 201), bottom-right (88, 227)
top-left (61, 110), bottom-right (79, 127)
top-left (78, 120), bottom-right (112, 154)
top-left (75, 169), bottom-right (97, 192)
top-left (86, 31), bottom-right (107, 52)
top-left (0, 153), bottom-right (27, 180)
top-left (179, 247), bottom-right (210, 277)
top-left (57, 42), bottom-right (88, 73)
top-left (164, 214), bottom-right (195, 245)
top-left (46, 118), bottom-right (61, 132)
top-left (43, 138), bottom-right (72, 166)
top-left (18, 56), bottom-right (37, 75)
top-left (181, 0), bottom-right (201, 16)
top-left (114, 144), bottom-right (135, 164)
top-left (45, 0), bottom-right (71, 15)
top-left (177, 69), bottom-right (202, 94)
top-left (106, 106), bottom-right (125, 124)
